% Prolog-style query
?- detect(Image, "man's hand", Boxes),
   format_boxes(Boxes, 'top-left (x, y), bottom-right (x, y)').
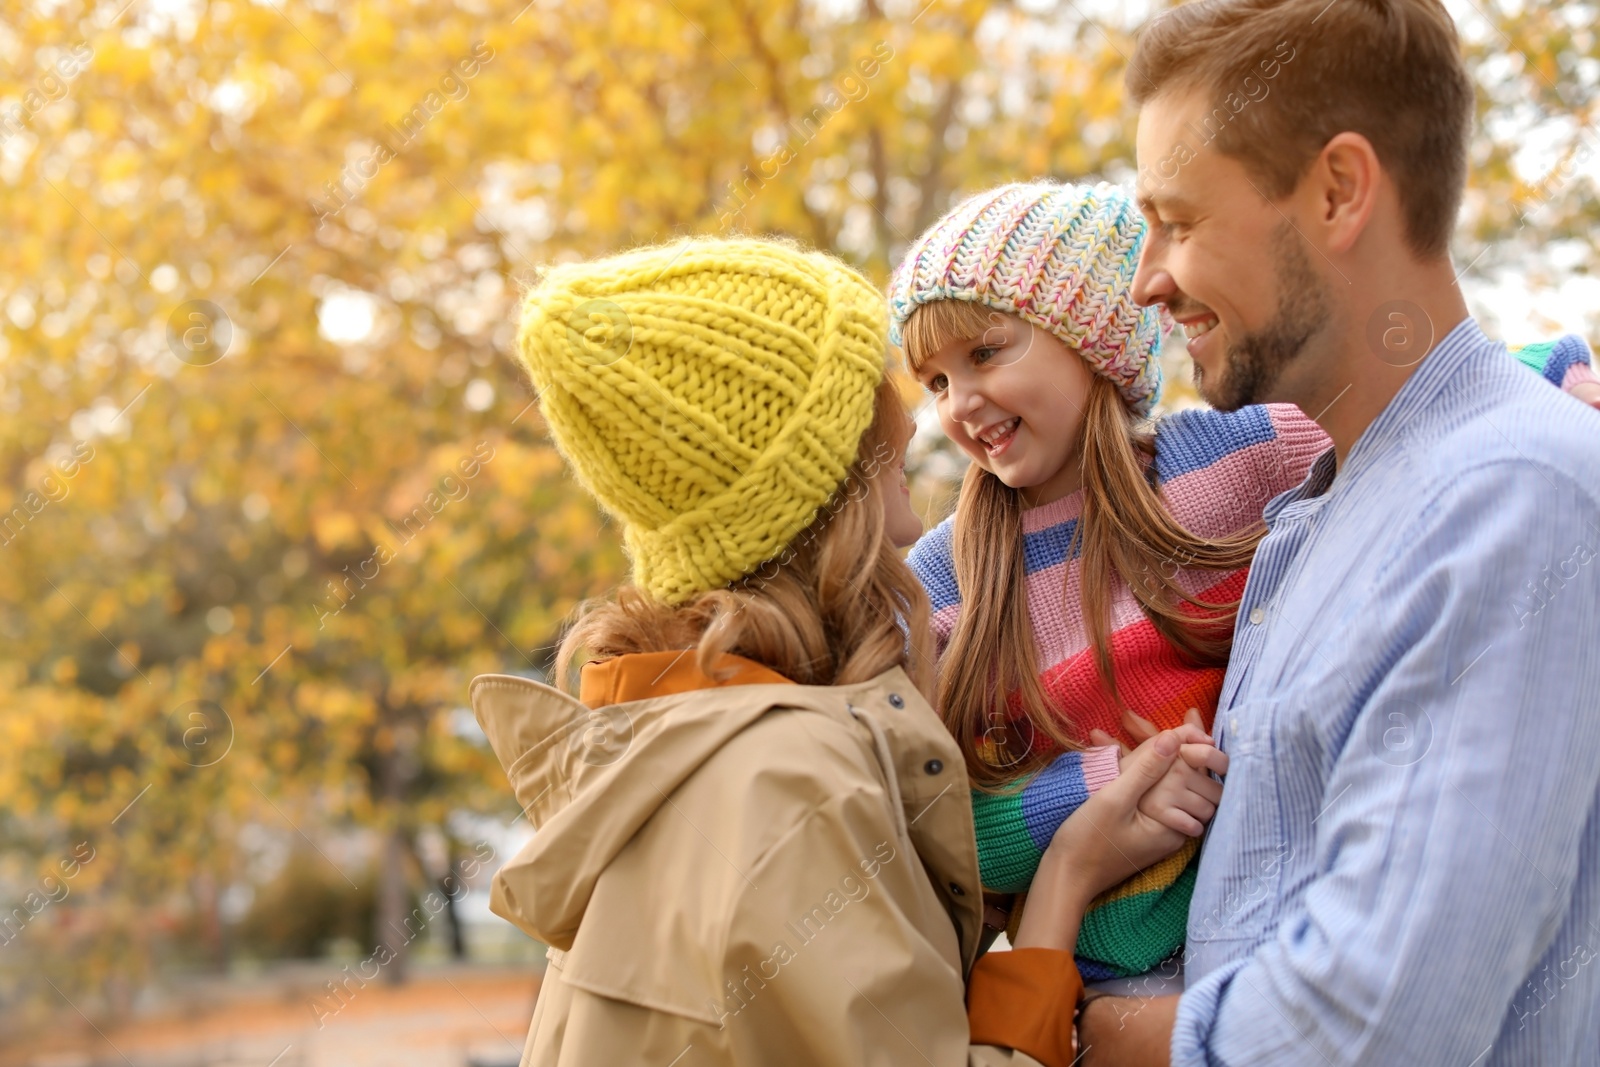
top-left (1078, 991), bottom-right (1180, 1067)
top-left (980, 890), bottom-right (1013, 932)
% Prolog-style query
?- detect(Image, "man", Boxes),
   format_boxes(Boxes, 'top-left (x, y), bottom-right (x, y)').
top-left (1078, 0), bottom-right (1600, 1063)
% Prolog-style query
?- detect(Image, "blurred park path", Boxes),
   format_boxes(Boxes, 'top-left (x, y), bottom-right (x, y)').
top-left (1, 966), bottom-right (535, 1067)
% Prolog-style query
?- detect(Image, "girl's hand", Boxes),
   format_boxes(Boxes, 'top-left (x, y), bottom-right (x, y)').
top-left (1139, 739), bottom-right (1227, 837)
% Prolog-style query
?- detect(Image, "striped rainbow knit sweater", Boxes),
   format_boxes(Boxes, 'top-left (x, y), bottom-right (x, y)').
top-left (1511, 335), bottom-right (1599, 394)
top-left (907, 336), bottom-right (1596, 979)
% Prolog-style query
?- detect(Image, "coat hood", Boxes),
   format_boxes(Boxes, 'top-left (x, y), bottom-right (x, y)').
top-left (471, 652), bottom-right (833, 950)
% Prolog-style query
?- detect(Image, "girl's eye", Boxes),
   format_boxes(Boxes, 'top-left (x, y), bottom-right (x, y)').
top-left (972, 347), bottom-right (998, 365)
top-left (1162, 221), bottom-right (1189, 241)
top-left (926, 373), bottom-right (949, 394)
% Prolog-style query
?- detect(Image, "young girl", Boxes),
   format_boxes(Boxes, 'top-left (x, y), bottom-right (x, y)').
top-left (889, 180), bottom-right (1598, 988)
top-left (476, 236), bottom-right (1226, 1065)
top-left (889, 180), bottom-right (1341, 987)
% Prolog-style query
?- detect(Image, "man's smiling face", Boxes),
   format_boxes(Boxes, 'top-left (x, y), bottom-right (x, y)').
top-left (1131, 87), bottom-right (1333, 411)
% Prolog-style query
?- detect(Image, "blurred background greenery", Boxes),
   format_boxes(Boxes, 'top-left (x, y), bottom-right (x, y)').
top-left (0, 0), bottom-right (1595, 1058)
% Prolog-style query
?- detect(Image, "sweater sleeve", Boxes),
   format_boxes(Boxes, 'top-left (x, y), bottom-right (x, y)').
top-left (1258, 403), bottom-right (1334, 498)
top-left (972, 746), bottom-right (1121, 893)
top-left (1150, 405), bottom-right (1331, 539)
top-left (907, 516), bottom-right (961, 658)
top-left (1509, 334), bottom-right (1599, 394)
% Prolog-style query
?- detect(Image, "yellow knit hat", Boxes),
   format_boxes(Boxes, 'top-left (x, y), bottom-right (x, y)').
top-left (516, 238), bottom-right (888, 604)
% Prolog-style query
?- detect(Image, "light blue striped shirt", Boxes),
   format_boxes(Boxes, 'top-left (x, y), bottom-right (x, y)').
top-left (1174, 318), bottom-right (1600, 1065)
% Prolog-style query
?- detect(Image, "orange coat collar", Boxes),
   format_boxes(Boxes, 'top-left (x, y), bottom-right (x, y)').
top-left (579, 650), bottom-right (793, 707)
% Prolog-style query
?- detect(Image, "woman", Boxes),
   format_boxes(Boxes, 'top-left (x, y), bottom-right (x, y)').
top-left (471, 237), bottom-right (1226, 1065)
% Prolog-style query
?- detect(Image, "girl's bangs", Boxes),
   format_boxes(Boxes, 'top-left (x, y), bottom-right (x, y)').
top-left (900, 299), bottom-right (1006, 372)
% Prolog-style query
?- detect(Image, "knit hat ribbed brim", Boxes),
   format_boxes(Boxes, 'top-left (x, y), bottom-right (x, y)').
top-left (516, 238), bottom-right (887, 604)
top-left (887, 181), bottom-right (1169, 415)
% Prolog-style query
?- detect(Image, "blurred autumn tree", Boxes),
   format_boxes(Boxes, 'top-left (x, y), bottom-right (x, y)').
top-left (1458, 1), bottom-right (1600, 327)
top-left (0, 0), bottom-right (1594, 1029)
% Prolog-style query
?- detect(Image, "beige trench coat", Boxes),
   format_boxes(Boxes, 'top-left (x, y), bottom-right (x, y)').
top-left (470, 664), bottom-right (1061, 1066)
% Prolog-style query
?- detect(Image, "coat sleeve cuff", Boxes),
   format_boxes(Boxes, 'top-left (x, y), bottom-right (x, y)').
top-left (968, 947), bottom-right (1083, 1067)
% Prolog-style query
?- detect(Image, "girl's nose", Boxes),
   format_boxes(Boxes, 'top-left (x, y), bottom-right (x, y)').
top-left (947, 379), bottom-right (983, 421)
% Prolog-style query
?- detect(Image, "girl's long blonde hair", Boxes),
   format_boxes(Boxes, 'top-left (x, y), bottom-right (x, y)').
top-left (556, 377), bottom-right (933, 698)
top-left (903, 300), bottom-right (1263, 787)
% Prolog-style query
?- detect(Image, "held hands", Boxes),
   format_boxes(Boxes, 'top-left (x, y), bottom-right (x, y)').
top-left (1012, 727), bottom-right (1227, 952)
top-left (1094, 707), bottom-right (1225, 838)
top-left (1050, 722), bottom-right (1227, 901)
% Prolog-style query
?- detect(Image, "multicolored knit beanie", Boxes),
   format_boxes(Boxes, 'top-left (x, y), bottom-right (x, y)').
top-left (516, 238), bottom-right (887, 604)
top-left (887, 181), bottom-right (1169, 415)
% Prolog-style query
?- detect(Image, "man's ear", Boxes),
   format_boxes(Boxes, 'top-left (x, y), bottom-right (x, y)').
top-left (1310, 131), bottom-right (1382, 254)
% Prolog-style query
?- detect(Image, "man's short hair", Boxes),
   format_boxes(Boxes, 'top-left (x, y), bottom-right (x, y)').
top-left (1127, 0), bottom-right (1474, 259)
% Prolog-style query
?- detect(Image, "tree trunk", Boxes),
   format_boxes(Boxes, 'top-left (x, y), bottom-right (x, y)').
top-left (406, 829), bottom-right (469, 961)
top-left (377, 820), bottom-right (411, 985)
top-left (438, 873), bottom-right (467, 960)
top-left (194, 869), bottom-right (228, 972)
top-left (374, 733), bottom-right (417, 986)
top-left (439, 835), bottom-right (467, 960)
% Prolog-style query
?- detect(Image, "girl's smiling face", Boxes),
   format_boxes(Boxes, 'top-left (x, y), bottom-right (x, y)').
top-left (913, 310), bottom-right (1096, 507)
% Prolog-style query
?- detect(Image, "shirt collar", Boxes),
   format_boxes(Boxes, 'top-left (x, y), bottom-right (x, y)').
top-left (1338, 315), bottom-right (1490, 484)
top-left (1263, 447), bottom-right (1338, 526)
top-left (1258, 316), bottom-right (1488, 526)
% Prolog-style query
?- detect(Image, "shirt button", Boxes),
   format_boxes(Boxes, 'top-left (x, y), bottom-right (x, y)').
top-left (924, 759), bottom-right (943, 775)
top-left (1230, 716), bottom-right (1239, 734)
top-left (1248, 607), bottom-right (1266, 625)
top-left (887, 693), bottom-right (905, 708)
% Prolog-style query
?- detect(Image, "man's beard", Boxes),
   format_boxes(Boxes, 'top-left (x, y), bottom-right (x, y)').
top-left (1198, 223), bottom-right (1333, 412)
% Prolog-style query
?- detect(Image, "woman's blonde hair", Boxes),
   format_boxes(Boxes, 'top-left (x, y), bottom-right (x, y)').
top-left (556, 377), bottom-right (933, 698)
top-left (902, 300), bottom-right (1263, 787)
